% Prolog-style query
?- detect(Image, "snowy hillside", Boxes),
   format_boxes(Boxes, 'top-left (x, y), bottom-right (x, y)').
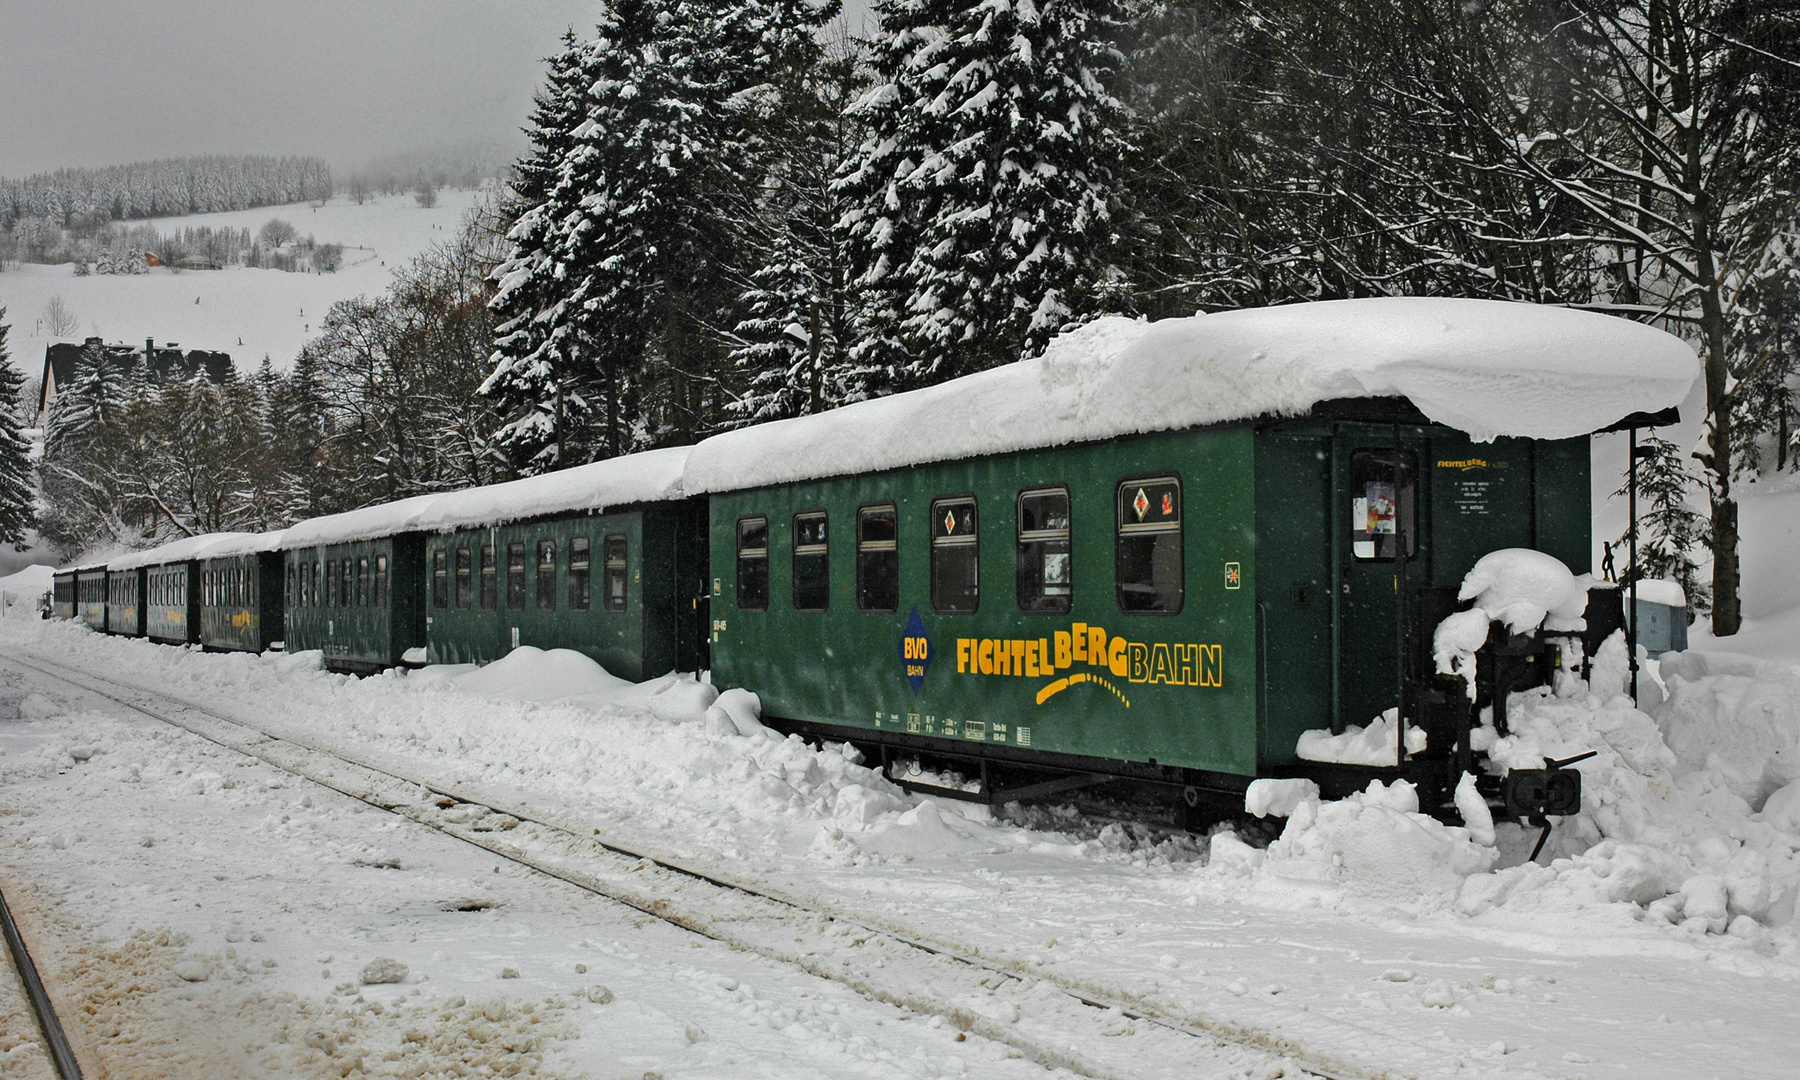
top-left (0, 188), bottom-right (487, 374)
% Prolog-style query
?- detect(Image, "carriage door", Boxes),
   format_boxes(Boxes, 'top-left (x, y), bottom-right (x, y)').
top-left (1337, 438), bottom-right (1426, 731)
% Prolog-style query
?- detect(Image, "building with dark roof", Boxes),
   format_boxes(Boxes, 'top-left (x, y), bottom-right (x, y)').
top-left (38, 337), bottom-right (234, 425)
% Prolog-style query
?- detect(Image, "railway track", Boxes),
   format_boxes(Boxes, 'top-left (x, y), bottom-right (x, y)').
top-left (0, 645), bottom-right (1381, 1080)
top-left (0, 880), bottom-right (83, 1079)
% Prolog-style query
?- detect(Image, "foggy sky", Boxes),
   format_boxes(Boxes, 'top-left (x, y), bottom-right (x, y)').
top-left (0, 0), bottom-right (874, 179)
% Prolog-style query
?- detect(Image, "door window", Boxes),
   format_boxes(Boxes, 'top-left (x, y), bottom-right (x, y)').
top-left (736, 517), bottom-right (769, 610)
top-left (1350, 449), bottom-right (1419, 560)
top-left (604, 535), bottom-right (628, 613)
top-left (856, 505), bottom-right (898, 612)
top-left (1116, 477), bottom-right (1182, 613)
top-left (1016, 487), bottom-right (1071, 614)
top-left (931, 498), bottom-right (979, 613)
top-left (793, 512), bottom-right (829, 611)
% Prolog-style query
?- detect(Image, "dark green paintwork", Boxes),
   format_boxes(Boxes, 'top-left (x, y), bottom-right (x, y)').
top-left (200, 552), bottom-right (285, 653)
top-left (283, 536), bottom-right (427, 673)
top-left (76, 568), bottom-right (108, 631)
top-left (107, 568), bottom-right (147, 637)
top-left (708, 426), bottom-right (1262, 776)
top-left (53, 572), bottom-right (75, 621)
top-left (145, 562), bottom-right (200, 643)
top-left (425, 501), bottom-right (709, 682)
top-left (709, 403), bottom-right (1592, 779)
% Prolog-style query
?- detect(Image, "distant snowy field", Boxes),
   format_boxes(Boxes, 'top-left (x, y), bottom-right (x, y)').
top-left (0, 188), bottom-right (488, 373)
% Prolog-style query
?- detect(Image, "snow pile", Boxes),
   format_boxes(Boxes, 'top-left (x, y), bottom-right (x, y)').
top-left (448, 646), bottom-right (635, 703)
top-left (1295, 708), bottom-right (1427, 766)
top-left (1220, 779), bottom-right (1497, 910)
top-left (1633, 579), bottom-right (1688, 608)
top-left (1433, 548), bottom-right (1593, 692)
top-left (1447, 648), bottom-right (1800, 940)
top-left (685, 298), bottom-right (1697, 493)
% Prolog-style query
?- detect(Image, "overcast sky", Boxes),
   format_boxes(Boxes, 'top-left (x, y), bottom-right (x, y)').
top-left (0, 0), bottom-right (873, 179)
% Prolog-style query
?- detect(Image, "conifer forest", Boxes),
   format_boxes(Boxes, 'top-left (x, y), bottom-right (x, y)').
top-left (17, 0), bottom-right (1800, 636)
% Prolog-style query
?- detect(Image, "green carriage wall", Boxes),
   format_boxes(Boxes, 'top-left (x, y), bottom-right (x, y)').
top-left (200, 551), bottom-right (285, 653)
top-left (76, 568), bottom-right (108, 632)
top-left (707, 426), bottom-right (1263, 777)
top-left (1250, 417), bottom-right (1590, 768)
top-left (283, 536), bottom-right (427, 673)
top-left (52, 572), bottom-right (75, 621)
top-left (424, 501), bottom-right (708, 682)
top-left (708, 408), bottom-right (1592, 780)
top-left (107, 568), bottom-right (146, 637)
top-left (145, 562), bottom-right (200, 643)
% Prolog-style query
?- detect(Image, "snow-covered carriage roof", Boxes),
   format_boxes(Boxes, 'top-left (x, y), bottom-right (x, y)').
top-left (280, 446), bottom-right (691, 549)
top-left (684, 298), bottom-right (1699, 494)
top-left (106, 531), bottom-right (276, 571)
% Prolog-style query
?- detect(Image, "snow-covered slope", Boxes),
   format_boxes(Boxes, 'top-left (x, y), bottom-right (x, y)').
top-left (0, 188), bottom-right (486, 373)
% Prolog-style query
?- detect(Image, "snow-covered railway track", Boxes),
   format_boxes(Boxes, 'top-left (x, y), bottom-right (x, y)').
top-left (0, 881), bottom-right (84, 1078)
top-left (0, 647), bottom-right (1375, 1080)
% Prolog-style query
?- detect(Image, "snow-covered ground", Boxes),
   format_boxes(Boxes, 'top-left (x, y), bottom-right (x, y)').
top-left (0, 611), bottom-right (1795, 1078)
top-left (0, 188), bottom-right (487, 373)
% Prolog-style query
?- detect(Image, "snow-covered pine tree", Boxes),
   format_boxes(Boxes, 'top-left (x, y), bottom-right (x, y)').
top-left (1617, 434), bottom-right (1711, 616)
top-left (724, 41), bottom-right (869, 424)
top-left (0, 310), bottom-right (36, 547)
top-left (837, 0), bottom-right (1131, 389)
top-left (488, 0), bottom-right (834, 470)
top-left (483, 31), bottom-right (608, 473)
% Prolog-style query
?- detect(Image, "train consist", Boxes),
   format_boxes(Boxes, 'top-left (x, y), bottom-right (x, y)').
top-left (50, 298), bottom-right (1698, 823)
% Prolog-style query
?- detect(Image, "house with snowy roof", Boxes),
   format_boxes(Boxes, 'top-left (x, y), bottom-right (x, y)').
top-left (38, 337), bottom-right (233, 427)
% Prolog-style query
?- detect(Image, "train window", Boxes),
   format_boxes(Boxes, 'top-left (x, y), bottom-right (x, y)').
top-left (358, 557), bottom-right (371, 607)
top-left (455, 547), bottom-right (472, 608)
top-left (736, 517), bottom-right (769, 611)
top-left (931, 497), bottom-right (979, 613)
top-left (312, 562), bottom-right (321, 608)
top-left (537, 540), bottom-right (556, 611)
top-left (432, 548), bottom-right (448, 609)
top-left (1116, 477), bottom-right (1183, 613)
top-left (507, 542), bottom-right (527, 611)
top-left (568, 536), bottom-right (591, 612)
top-left (375, 554), bottom-right (388, 607)
top-left (1350, 449), bottom-right (1418, 560)
top-left (480, 543), bottom-right (496, 610)
top-left (341, 560), bottom-right (354, 611)
top-left (793, 512), bottom-right (829, 611)
top-left (603, 535), bottom-right (627, 613)
top-left (1017, 487), bottom-right (1072, 614)
top-left (327, 560), bottom-right (338, 608)
top-left (287, 565), bottom-right (295, 608)
top-left (856, 505), bottom-right (898, 612)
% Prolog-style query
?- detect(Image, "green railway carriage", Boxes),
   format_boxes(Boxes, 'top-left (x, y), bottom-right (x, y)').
top-left (689, 298), bottom-right (1698, 807)
top-left (416, 448), bottom-right (705, 680)
top-left (74, 566), bottom-right (108, 631)
top-left (106, 567), bottom-right (147, 637)
top-left (145, 560), bottom-right (201, 643)
top-left (52, 571), bottom-right (76, 621)
top-left (282, 527), bottom-right (429, 674)
top-left (199, 534), bottom-right (286, 653)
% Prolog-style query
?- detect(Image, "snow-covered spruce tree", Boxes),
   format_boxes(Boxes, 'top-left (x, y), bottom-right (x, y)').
top-left (725, 40), bottom-right (871, 423)
top-left (487, 0), bottom-right (834, 471)
top-left (837, 0), bottom-right (1131, 388)
top-left (0, 310), bottom-right (36, 547)
top-left (483, 31), bottom-right (615, 473)
top-left (1617, 434), bottom-right (1711, 616)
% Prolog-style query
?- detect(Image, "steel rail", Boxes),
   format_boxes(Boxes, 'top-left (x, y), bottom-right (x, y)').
top-left (1, 646), bottom-right (1375, 1080)
top-left (0, 883), bottom-right (83, 1079)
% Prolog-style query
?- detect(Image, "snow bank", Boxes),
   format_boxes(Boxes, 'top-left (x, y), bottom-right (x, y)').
top-left (0, 564), bottom-right (55, 597)
top-left (448, 647), bottom-right (636, 703)
top-left (686, 298), bottom-right (1697, 493)
top-left (1234, 780), bottom-right (1497, 910)
top-left (1295, 708), bottom-right (1426, 766)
